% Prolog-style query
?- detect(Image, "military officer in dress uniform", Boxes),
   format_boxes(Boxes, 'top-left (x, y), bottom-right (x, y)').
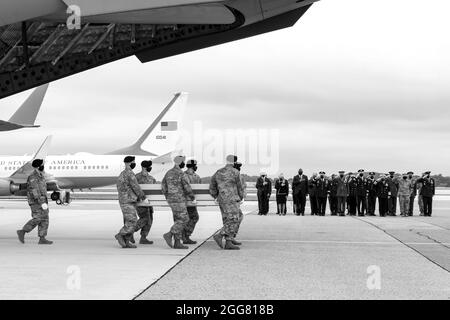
top-left (366, 172), bottom-right (377, 216)
top-left (376, 175), bottom-right (390, 217)
top-left (347, 174), bottom-right (358, 216)
top-left (328, 174), bottom-right (339, 216)
top-left (316, 172), bottom-right (329, 216)
top-left (418, 171), bottom-right (435, 217)
top-left (407, 171), bottom-right (417, 216)
top-left (387, 171), bottom-right (399, 216)
top-left (308, 173), bottom-right (318, 215)
top-left (356, 169), bottom-right (367, 216)
top-left (336, 171), bottom-right (348, 216)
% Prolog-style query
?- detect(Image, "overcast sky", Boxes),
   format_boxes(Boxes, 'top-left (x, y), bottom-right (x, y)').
top-left (1, 0), bottom-right (450, 177)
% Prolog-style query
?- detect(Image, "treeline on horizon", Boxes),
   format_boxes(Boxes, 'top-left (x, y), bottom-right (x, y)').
top-left (200, 173), bottom-right (450, 187)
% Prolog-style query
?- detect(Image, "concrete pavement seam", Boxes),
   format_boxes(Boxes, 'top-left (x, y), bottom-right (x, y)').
top-left (132, 207), bottom-right (259, 300)
top-left (353, 217), bottom-right (450, 273)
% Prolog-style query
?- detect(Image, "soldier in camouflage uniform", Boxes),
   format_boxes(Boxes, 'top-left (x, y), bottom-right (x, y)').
top-left (134, 160), bottom-right (156, 244)
top-left (183, 159), bottom-right (201, 245)
top-left (209, 155), bottom-right (244, 250)
top-left (233, 161), bottom-right (246, 245)
top-left (17, 159), bottom-right (53, 245)
top-left (115, 156), bottom-right (147, 249)
top-left (162, 155), bottom-right (196, 249)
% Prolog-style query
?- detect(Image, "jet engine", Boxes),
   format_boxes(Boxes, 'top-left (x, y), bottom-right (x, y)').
top-left (0, 179), bottom-right (20, 196)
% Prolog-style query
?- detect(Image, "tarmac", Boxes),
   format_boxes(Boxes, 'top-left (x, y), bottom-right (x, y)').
top-left (0, 198), bottom-right (449, 300)
top-left (137, 200), bottom-right (450, 300)
top-left (0, 200), bottom-right (257, 300)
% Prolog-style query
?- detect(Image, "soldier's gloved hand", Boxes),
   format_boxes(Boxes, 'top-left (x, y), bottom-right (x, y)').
top-left (142, 198), bottom-right (149, 204)
top-left (240, 199), bottom-right (245, 205)
top-left (191, 199), bottom-right (197, 205)
top-left (214, 198), bottom-right (219, 205)
top-left (41, 203), bottom-right (48, 210)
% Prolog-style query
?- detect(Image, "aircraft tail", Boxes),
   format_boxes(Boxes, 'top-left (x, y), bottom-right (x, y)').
top-left (106, 92), bottom-right (188, 156)
top-left (9, 135), bottom-right (52, 179)
top-left (8, 84), bottom-right (49, 126)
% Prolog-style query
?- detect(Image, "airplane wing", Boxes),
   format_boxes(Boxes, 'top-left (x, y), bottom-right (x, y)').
top-left (9, 136), bottom-right (53, 183)
top-left (0, 119), bottom-right (23, 132)
top-left (151, 150), bottom-right (183, 165)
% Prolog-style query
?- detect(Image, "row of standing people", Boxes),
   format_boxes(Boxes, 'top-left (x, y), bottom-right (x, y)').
top-left (257, 169), bottom-right (436, 217)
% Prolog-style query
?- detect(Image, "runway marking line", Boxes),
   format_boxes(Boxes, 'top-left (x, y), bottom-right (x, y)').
top-left (203, 239), bottom-right (450, 246)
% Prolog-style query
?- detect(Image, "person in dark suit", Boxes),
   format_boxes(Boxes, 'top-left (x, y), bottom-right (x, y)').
top-left (366, 172), bottom-right (377, 216)
top-left (292, 169), bottom-right (308, 215)
top-left (308, 173), bottom-right (318, 215)
top-left (316, 171), bottom-right (329, 216)
top-left (256, 172), bottom-right (272, 215)
top-left (275, 173), bottom-right (289, 215)
top-left (356, 169), bottom-right (367, 216)
top-left (418, 171), bottom-right (435, 217)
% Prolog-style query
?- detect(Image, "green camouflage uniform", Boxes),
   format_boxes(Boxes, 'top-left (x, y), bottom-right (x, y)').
top-left (162, 165), bottom-right (195, 240)
top-left (209, 164), bottom-right (244, 241)
top-left (135, 171), bottom-right (156, 237)
top-left (235, 175), bottom-right (246, 236)
top-left (184, 168), bottom-right (201, 238)
top-left (117, 167), bottom-right (146, 236)
top-left (23, 170), bottom-right (49, 237)
top-left (397, 178), bottom-right (412, 215)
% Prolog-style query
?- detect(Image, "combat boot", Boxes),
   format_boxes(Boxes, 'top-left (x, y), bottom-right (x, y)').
top-left (163, 232), bottom-right (173, 248)
top-left (213, 233), bottom-right (223, 249)
top-left (173, 239), bottom-right (188, 249)
top-left (38, 237), bottom-right (53, 245)
top-left (224, 240), bottom-right (240, 250)
top-left (125, 240), bottom-right (137, 249)
top-left (139, 237), bottom-right (154, 245)
top-left (231, 239), bottom-right (242, 246)
top-left (115, 233), bottom-right (126, 248)
top-left (183, 236), bottom-right (197, 245)
top-left (17, 230), bottom-right (25, 244)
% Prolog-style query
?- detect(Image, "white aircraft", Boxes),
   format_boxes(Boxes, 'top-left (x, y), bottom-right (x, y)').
top-left (0, 84), bottom-right (48, 131)
top-left (0, 92), bottom-right (187, 204)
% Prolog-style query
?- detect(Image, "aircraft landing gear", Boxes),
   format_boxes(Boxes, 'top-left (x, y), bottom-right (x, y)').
top-left (50, 191), bottom-right (71, 205)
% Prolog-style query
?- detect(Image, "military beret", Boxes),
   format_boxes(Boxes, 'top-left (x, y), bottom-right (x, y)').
top-left (226, 154), bottom-right (238, 162)
top-left (425, 171), bottom-right (431, 174)
top-left (407, 171), bottom-right (414, 175)
top-left (141, 160), bottom-right (152, 167)
top-left (234, 162), bottom-right (242, 170)
top-left (186, 159), bottom-right (197, 167)
top-left (32, 159), bottom-right (44, 168)
top-left (173, 155), bottom-right (186, 165)
top-left (389, 171), bottom-right (395, 174)
top-left (358, 169), bottom-right (365, 173)
top-left (124, 156), bottom-right (135, 163)
top-left (319, 171), bottom-right (325, 175)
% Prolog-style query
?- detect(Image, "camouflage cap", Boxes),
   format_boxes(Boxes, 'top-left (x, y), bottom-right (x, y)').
top-left (174, 155), bottom-right (186, 165)
top-left (226, 155), bottom-right (238, 163)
